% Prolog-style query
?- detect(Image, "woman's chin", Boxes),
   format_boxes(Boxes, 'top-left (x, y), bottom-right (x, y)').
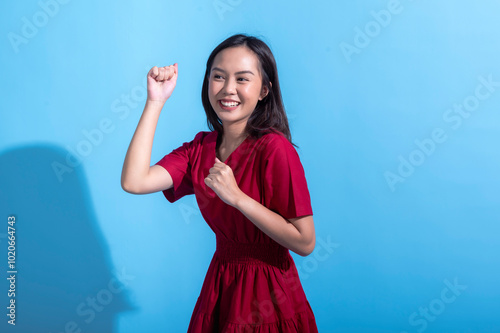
top-left (217, 114), bottom-right (249, 126)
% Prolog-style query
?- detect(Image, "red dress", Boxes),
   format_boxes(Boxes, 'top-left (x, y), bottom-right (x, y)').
top-left (155, 129), bottom-right (318, 332)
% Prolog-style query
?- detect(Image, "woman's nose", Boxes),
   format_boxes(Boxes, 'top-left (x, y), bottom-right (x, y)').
top-left (223, 78), bottom-right (237, 94)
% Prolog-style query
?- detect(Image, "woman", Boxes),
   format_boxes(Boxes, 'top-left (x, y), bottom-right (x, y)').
top-left (121, 33), bottom-right (318, 332)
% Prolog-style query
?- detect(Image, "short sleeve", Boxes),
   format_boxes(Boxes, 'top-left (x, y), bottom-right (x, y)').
top-left (155, 132), bottom-right (202, 203)
top-left (262, 134), bottom-right (313, 219)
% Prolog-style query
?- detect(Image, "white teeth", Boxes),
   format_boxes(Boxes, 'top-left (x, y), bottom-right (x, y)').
top-left (221, 101), bottom-right (240, 107)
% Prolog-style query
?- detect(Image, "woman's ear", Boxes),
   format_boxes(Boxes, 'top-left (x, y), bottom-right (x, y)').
top-left (259, 82), bottom-right (272, 100)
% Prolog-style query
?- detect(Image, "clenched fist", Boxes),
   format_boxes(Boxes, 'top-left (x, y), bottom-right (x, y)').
top-left (204, 156), bottom-right (245, 207)
top-left (147, 64), bottom-right (178, 104)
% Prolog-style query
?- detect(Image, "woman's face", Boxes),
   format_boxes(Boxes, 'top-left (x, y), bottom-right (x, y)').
top-left (208, 46), bottom-right (269, 129)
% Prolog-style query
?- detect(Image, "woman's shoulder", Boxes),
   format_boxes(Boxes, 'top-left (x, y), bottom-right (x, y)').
top-left (194, 130), bottom-right (213, 139)
top-left (189, 130), bottom-right (216, 145)
top-left (255, 129), bottom-right (295, 156)
top-left (169, 131), bottom-right (215, 154)
top-left (262, 128), bottom-right (292, 145)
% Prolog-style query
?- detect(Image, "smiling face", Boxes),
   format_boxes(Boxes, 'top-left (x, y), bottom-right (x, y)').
top-left (208, 46), bottom-right (269, 129)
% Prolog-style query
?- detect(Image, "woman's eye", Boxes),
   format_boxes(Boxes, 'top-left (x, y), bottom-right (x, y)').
top-left (212, 74), bottom-right (247, 81)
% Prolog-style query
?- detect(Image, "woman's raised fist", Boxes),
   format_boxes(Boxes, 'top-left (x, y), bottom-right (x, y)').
top-left (146, 64), bottom-right (178, 104)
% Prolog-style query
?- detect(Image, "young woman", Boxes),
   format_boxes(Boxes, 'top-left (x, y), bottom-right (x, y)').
top-left (121, 33), bottom-right (318, 332)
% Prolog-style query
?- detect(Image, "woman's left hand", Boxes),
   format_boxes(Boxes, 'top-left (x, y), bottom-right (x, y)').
top-left (204, 157), bottom-right (244, 207)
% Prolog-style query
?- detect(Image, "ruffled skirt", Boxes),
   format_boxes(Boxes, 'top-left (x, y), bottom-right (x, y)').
top-left (187, 238), bottom-right (319, 332)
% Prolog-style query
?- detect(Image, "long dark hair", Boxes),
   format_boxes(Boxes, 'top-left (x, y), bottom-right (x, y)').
top-left (201, 33), bottom-right (297, 148)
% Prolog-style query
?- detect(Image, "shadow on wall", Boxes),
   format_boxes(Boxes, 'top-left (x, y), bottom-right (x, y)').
top-left (0, 144), bottom-right (137, 333)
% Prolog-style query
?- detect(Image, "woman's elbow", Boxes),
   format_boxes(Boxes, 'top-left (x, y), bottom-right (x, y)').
top-left (288, 215), bottom-right (316, 256)
top-left (296, 237), bottom-right (316, 257)
top-left (121, 179), bottom-right (140, 194)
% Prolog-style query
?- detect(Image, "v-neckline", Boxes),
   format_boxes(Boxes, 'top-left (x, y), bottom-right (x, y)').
top-left (214, 131), bottom-right (250, 163)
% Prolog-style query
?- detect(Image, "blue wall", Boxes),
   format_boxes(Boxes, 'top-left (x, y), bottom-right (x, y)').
top-left (1, 0), bottom-right (499, 332)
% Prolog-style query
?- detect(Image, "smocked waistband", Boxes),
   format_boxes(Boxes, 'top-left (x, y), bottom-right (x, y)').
top-left (214, 237), bottom-right (291, 269)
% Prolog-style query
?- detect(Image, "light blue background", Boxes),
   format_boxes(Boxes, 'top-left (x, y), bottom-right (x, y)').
top-left (1, 0), bottom-right (499, 332)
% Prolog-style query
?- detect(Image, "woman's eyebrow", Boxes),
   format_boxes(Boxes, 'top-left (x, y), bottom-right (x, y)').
top-left (211, 67), bottom-right (254, 75)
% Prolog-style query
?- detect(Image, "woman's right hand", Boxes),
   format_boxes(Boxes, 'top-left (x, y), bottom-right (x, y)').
top-left (146, 64), bottom-right (178, 104)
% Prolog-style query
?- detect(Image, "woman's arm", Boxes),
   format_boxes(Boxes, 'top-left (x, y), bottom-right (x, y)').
top-left (204, 144), bottom-right (316, 256)
top-left (121, 65), bottom-right (178, 194)
top-left (234, 193), bottom-right (316, 256)
top-left (121, 100), bottom-right (172, 194)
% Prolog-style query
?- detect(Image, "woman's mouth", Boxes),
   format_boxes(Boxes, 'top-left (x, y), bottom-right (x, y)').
top-left (219, 100), bottom-right (241, 111)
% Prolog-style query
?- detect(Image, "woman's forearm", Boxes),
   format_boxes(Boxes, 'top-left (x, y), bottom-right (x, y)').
top-left (234, 192), bottom-right (315, 256)
top-left (121, 100), bottom-right (164, 191)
